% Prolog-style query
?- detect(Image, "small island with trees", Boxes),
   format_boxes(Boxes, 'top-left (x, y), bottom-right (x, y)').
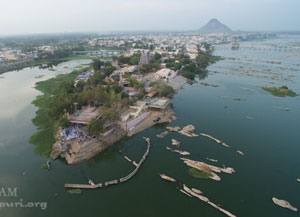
top-left (262, 86), bottom-right (298, 97)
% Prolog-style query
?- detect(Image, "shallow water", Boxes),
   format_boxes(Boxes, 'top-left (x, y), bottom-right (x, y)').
top-left (0, 36), bottom-right (300, 217)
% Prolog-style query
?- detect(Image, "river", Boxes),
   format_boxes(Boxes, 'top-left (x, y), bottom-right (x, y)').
top-left (0, 35), bottom-right (299, 217)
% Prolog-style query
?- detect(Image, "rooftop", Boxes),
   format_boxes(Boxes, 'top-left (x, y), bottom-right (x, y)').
top-left (155, 68), bottom-right (175, 78)
top-left (119, 65), bottom-right (138, 73)
top-left (148, 97), bottom-right (170, 109)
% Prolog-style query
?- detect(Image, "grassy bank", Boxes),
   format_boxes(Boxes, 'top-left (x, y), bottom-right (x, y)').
top-left (29, 67), bottom-right (89, 157)
top-left (61, 56), bottom-right (112, 61)
top-left (188, 168), bottom-right (212, 179)
top-left (60, 56), bottom-right (94, 61)
top-left (208, 55), bottom-right (223, 64)
top-left (68, 189), bottom-right (82, 194)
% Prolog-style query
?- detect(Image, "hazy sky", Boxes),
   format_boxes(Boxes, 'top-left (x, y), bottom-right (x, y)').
top-left (1, 0), bottom-right (300, 35)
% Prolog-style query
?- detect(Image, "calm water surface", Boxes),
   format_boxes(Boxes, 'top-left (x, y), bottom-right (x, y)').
top-left (0, 36), bottom-right (300, 217)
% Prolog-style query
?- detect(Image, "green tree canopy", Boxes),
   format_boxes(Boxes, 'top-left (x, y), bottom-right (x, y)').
top-left (92, 59), bottom-right (103, 72)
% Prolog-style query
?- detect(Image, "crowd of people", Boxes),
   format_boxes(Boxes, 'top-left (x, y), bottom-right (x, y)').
top-left (60, 124), bottom-right (88, 143)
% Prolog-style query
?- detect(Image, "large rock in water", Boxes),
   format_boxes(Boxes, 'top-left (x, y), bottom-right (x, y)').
top-left (199, 18), bottom-right (232, 34)
top-left (272, 197), bottom-right (298, 212)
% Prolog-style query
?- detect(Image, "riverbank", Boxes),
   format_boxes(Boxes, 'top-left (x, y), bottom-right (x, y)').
top-left (0, 56), bottom-right (95, 75)
top-left (29, 66), bottom-right (90, 156)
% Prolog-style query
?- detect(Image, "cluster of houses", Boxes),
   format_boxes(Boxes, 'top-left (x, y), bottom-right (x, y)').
top-left (0, 49), bottom-right (35, 61)
top-left (71, 50), bottom-right (181, 138)
top-left (85, 32), bottom-right (274, 62)
top-left (0, 45), bottom-right (59, 63)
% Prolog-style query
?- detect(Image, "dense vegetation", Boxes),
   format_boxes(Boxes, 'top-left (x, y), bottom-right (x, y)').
top-left (188, 168), bottom-right (212, 179)
top-left (112, 54), bottom-right (140, 65)
top-left (262, 86), bottom-right (298, 97)
top-left (30, 60), bottom-right (134, 156)
top-left (30, 69), bottom-right (86, 156)
top-left (151, 80), bottom-right (175, 98)
top-left (166, 43), bottom-right (221, 80)
top-left (67, 189), bottom-right (82, 194)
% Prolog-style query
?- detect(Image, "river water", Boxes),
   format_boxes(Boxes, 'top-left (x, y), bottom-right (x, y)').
top-left (0, 35), bottom-right (300, 217)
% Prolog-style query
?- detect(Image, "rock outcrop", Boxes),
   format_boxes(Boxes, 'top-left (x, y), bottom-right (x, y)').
top-left (159, 174), bottom-right (176, 182)
top-left (179, 125), bottom-right (198, 137)
top-left (272, 197), bottom-right (298, 212)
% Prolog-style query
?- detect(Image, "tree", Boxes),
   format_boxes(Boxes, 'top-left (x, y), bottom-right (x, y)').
top-left (102, 66), bottom-right (116, 77)
top-left (126, 76), bottom-right (139, 87)
top-left (115, 55), bottom-right (130, 65)
top-left (58, 117), bottom-right (69, 128)
top-left (166, 62), bottom-right (181, 71)
top-left (48, 92), bottom-right (74, 121)
top-left (111, 84), bottom-right (123, 93)
top-left (86, 118), bottom-right (104, 136)
top-left (59, 81), bottom-right (74, 94)
top-left (72, 45), bottom-right (86, 51)
top-left (74, 80), bottom-right (85, 93)
top-left (92, 59), bottom-right (103, 72)
top-left (77, 91), bottom-right (89, 107)
top-left (99, 107), bottom-right (116, 123)
top-left (153, 52), bottom-right (162, 61)
top-left (139, 65), bottom-right (152, 74)
top-left (113, 54), bottom-right (140, 65)
top-left (134, 82), bottom-right (145, 91)
top-left (88, 72), bottom-right (103, 87)
top-left (139, 61), bottom-right (161, 74)
top-left (199, 42), bottom-right (213, 55)
top-left (196, 53), bottom-right (209, 69)
top-left (178, 54), bottom-right (191, 65)
top-left (152, 80), bottom-right (175, 98)
top-left (130, 55), bottom-right (140, 65)
top-left (182, 71), bottom-right (195, 80)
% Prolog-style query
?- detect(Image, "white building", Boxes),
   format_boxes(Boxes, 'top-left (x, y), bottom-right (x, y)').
top-left (154, 68), bottom-right (177, 82)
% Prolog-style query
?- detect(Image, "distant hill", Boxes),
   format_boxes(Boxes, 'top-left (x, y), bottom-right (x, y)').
top-left (199, 18), bottom-right (232, 34)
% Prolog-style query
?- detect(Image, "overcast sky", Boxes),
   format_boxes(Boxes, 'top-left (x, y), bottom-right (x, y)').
top-left (0, 0), bottom-right (299, 35)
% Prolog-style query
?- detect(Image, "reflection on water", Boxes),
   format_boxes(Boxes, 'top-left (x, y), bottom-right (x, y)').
top-left (0, 60), bottom-right (91, 119)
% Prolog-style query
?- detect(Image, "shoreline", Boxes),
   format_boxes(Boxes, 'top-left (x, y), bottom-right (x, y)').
top-left (51, 107), bottom-right (175, 164)
top-left (29, 65), bottom-right (90, 157)
top-left (0, 56), bottom-right (95, 75)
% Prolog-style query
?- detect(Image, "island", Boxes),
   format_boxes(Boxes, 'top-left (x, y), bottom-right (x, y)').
top-left (262, 85), bottom-right (298, 97)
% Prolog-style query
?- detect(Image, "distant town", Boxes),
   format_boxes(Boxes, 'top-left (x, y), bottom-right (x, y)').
top-left (0, 29), bottom-right (274, 74)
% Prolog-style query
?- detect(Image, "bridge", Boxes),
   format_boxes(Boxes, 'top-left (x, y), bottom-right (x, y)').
top-left (64, 137), bottom-right (151, 189)
top-left (73, 50), bottom-right (124, 58)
